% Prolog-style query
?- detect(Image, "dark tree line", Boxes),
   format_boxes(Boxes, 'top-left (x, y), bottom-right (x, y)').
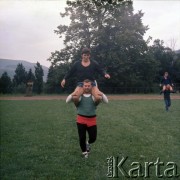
top-left (0, 62), bottom-right (44, 94)
top-left (46, 0), bottom-right (180, 94)
top-left (1, 0), bottom-right (180, 94)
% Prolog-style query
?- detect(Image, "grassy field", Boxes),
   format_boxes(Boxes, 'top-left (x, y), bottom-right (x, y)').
top-left (0, 99), bottom-right (180, 180)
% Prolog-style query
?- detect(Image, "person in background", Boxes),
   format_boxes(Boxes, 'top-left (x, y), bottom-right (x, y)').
top-left (160, 72), bottom-right (175, 94)
top-left (162, 85), bottom-right (171, 111)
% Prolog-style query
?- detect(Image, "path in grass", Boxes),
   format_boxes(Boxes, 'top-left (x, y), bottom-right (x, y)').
top-left (0, 94), bottom-right (180, 100)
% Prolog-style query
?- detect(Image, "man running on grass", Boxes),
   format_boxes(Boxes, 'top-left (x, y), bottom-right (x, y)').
top-left (66, 79), bottom-right (108, 158)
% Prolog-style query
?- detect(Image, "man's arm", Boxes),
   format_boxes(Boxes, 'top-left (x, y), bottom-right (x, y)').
top-left (93, 60), bottom-right (110, 79)
top-left (66, 94), bottom-right (81, 106)
top-left (92, 94), bottom-right (108, 105)
top-left (61, 62), bottom-right (78, 87)
top-left (168, 77), bottom-right (174, 86)
top-left (159, 76), bottom-right (163, 86)
top-left (92, 95), bottom-right (100, 106)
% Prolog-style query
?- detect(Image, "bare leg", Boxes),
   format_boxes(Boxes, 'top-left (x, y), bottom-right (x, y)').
top-left (162, 85), bottom-right (166, 91)
top-left (71, 86), bottom-right (84, 105)
top-left (92, 86), bottom-right (103, 101)
top-left (170, 86), bottom-right (173, 91)
top-left (163, 85), bottom-right (173, 91)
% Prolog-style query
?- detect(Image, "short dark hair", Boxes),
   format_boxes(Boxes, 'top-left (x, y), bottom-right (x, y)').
top-left (83, 79), bottom-right (92, 84)
top-left (81, 48), bottom-right (91, 54)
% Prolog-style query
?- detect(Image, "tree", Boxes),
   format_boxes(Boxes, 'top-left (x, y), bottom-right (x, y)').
top-left (34, 62), bottom-right (44, 94)
top-left (0, 72), bottom-right (12, 94)
top-left (12, 63), bottom-right (27, 93)
top-left (51, 0), bottom-right (148, 63)
top-left (46, 63), bottom-right (74, 93)
top-left (48, 0), bottom-right (158, 93)
top-left (13, 63), bottom-right (27, 86)
top-left (172, 52), bottom-right (180, 91)
top-left (149, 39), bottom-right (176, 83)
top-left (27, 69), bottom-right (35, 82)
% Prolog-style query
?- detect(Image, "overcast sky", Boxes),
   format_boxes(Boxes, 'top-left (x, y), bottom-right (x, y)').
top-left (0, 0), bottom-right (180, 67)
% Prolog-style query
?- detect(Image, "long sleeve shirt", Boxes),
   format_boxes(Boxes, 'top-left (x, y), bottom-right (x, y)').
top-left (64, 60), bottom-right (106, 82)
top-left (160, 76), bottom-right (173, 85)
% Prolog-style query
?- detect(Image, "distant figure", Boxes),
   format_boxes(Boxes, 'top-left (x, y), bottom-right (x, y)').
top-left (160, 72), bottom-right (174, 94)
top-left (162, 85), bottom-right (171, 111)
top-left (26, 81), bottom-right (33, 96)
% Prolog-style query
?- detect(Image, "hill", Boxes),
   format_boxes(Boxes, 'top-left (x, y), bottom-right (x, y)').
top-left (0, 59), bottom-right (49, 82)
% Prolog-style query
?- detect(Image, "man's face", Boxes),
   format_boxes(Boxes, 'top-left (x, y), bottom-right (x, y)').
top-left (82, 53), bottom-right (90, 61)
top-left (83, 82), bottom-right (92, 93)
top-left (164, 72), bottom-right (168, 77)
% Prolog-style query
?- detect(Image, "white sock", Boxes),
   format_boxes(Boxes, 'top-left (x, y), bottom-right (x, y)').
top-left (82, 151), bottom-right (88, 155)
top-left (82, 151), bottom-right (88, 158)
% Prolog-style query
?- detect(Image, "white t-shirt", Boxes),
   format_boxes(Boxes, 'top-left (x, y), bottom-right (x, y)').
top-left (79, 94), bottom-right (95, 102)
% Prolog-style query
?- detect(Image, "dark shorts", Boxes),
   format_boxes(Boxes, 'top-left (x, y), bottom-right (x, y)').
top-left (77, 81), bottom-right (96, 87)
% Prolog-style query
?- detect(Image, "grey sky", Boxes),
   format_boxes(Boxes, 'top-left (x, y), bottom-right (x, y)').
top-left (0, 0), bottom-right (180, 67)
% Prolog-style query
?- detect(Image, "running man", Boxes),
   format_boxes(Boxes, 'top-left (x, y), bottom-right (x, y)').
top-left (66, 79), bottom-right (108, 158)
top-left (162, 85), bottom-right (171, 111)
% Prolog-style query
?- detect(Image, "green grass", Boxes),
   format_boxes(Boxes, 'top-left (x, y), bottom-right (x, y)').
top-left (0, 99), bottom-right (180, 180)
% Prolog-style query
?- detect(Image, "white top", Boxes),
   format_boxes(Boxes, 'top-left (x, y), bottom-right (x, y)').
top-left (79, 94), bottom-right (95, 102)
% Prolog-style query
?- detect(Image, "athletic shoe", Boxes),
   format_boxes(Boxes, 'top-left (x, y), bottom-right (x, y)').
top-left (102, 94), bottom-right (109, 103)
top-left (82, 152), bottom-right (88, 158)
top-left (86, 142), bottom-right (91, 153)
top-left (66, 94), bottom-right (72, 103)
